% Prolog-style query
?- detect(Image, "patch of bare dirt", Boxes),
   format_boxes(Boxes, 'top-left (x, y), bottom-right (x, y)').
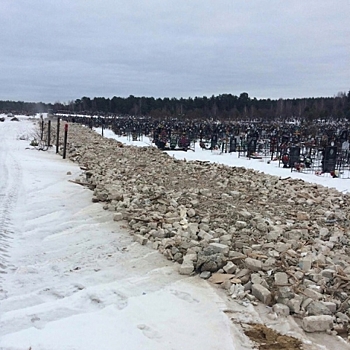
top-left (243, 323), bottom-right (303, 350)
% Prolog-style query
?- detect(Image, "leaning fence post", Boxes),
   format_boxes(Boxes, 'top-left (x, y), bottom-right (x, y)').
top-left (47, 120), bottom-right (51, 148)
top-left (40, 118), bottom-right (44, 140)
top-left (63, 123), bottom-right (68, 159)
top-left (56, 117), bottom-right (60, 153)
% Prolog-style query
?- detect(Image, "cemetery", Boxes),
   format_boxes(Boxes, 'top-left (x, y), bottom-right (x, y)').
top-left (59, 113), bottom-right (350, 179)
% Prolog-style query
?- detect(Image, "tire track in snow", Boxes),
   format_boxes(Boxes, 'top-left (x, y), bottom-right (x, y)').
top-left (0, 130), bottom-right (22, 287)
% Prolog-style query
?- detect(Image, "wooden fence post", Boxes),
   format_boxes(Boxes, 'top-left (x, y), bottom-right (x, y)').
top-left (63, 123), bottom-right (68, 159)
top-left (56, 117), bottom-right (60, 153)
top-left (47, 120), bottom-right (51, 147)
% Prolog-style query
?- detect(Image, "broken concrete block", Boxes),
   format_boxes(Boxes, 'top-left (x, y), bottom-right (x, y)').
top-left (286, 296), bottom-right (303, 313)
top-left (299, 257), bottom-right (312, 272)
top-left (306, 301), bottom-right (332, 316)
top-left (303, 288), bottom-right (323, 300)
top-left (223, 261), bottom-right (237, 274)
top-left (323, 302), bottom-right (337, 314)
top-left (251, 273), bottom-right (262, 285)
top-left (302, 315), bottom-right (333, 332)
top-left (335, 312), bottom-right (349, 323)
top-left (199, 271), bottom-right (211, 279)
top-left (252, 284), bottom-right (272, 305)
top-left (113, 212), bottom-right (124, 221)
top-left (179, 254), bottom-right (195, 275)
top-left (187, 223), bottom-right (199, 236)
top-left (208, 242), bottom-right (230, 255)
top-left (321, 269), bottom-right (336, 279)
top-left (274, 272), bottom-right (288, 286)
top-left (235, 220), bottom-right (247, 229)
top-left (134, 234), bottom-right (147, 245)
top-left (187, 208), bottom-right (196, 217)
top-left (272, 303), bottom-right (290, 316)
top-left (245, 257), bottom-right (262, 272)
top-left (179, 263), bottom-right (194, 275)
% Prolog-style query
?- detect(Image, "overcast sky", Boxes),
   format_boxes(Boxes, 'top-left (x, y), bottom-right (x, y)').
top-left (1, 0), bottom-right (349, 103)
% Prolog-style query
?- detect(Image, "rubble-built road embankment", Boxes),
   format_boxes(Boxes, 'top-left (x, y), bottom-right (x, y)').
top-left (63, 123), bottom-right (350, 337)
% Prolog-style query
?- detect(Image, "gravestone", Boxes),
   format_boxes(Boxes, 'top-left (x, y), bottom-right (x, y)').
top-left (322, 146), bottom-right (337, 173)
top-left (229, 136), bottom-right (236, 153)
top-left (211, 135), bottom-right (218, 150)
top-left (289, 146), bottom-right (301, 168)
top-left (247, 137), bottom-right (257, 157)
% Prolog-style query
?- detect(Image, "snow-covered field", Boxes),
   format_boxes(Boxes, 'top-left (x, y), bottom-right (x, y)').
top-left (1, 116), bottom-right (349, 350)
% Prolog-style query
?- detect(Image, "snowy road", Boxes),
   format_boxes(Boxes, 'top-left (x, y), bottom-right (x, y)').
top-left (0, 120), bottom-right (24, 277)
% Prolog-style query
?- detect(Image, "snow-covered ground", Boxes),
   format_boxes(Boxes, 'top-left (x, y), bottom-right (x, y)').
top-left (1, 116), bottom-right (349, 350)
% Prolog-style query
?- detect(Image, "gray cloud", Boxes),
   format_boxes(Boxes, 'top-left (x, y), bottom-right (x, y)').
top-left (0, 0), bottom-right (349, 102)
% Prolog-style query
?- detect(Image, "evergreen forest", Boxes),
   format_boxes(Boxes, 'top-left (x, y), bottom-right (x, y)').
top-left (1, 91), bottom-right (350, 121)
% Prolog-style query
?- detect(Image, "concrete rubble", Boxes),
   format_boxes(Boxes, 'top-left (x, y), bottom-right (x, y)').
top-left (61, 124), bottom-right (350, 338)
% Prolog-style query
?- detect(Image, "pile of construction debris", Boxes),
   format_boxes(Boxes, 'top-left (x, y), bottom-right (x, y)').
top-left (62, 124), bottom-right (350, 336)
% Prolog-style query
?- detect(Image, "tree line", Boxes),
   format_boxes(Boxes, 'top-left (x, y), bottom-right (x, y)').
top-left (1, 91), bottom-right (350, 121)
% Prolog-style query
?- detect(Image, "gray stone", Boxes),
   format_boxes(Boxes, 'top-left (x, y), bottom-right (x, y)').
top-left (323, 302), bottom-right (337, 314)
top-left (187, 208), bottom-right (196, 217)
top-left (229, 251), bottom-right (246, 259)
top-left (274, 242), bottom-right (291, 253)
top-left (306, 301), bottom-right (333, 316)
top-left (286, 296), bottom-right (302, 313)
top-left (230, 283), bottom-right (245, 299)
top-left (336, 312), bottom-right (349, 323)
top-left (266, 230), bottom-right (280, 241)
top-left (262, 257), bottom-right (276, 271)
top-left (134, 234), bottom-right (148, 245)
top-left (235, 220), bottom-right (247, 229)
top-left (302, 315), bottom-right (333, 332)
top-left (272, 303), bottom-right (290, 317)
top-left (208, 243), bottom-right (230, 255)
top-left (199, 271), bottom-right (211, 279)
top-left (301, 297), bottom-right (313, 311)
top-left (321, 269), bottom-right (336, 279)
top-left (187, 223), bottom-right (199, 236)
top-left (151, 229), bottom-right (166, 239)
top-left (251, 273), bottom-right (262, 285)
top-left (299, 257), bottom-right (312, 272)
top-left (220, 234), bottom-right (232, 242)
top-left (223, 261), bottom-right (237, 274)
top-left (274, 272), bottom-right (288, 286)
top-left (196, 251), bottom-right (226, 272)
top-left (319, 227), bottom-right (329, 237)
top-left (214, 228), bottom-right (227, 237)
top-left (179, 254), bottom-right (196, 275)
top-left (252, 284), bottom-right (272, 305)
top-left (179, 262), bottom-right (194, 275)
top-left (303, 288), bottom-right (323, 300)
top-left (245, 258), bottom-right (262, 272)
top-left (256, 222), bottom-right (268, 232)
top-left (113, 212), bottom-right (124, 221)
top-left (199, 223), bottom-right (210, 232)
top-left (109, 191), bottom-right (123, 201)
top-left (197, 230), bottom-right (213, 241)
